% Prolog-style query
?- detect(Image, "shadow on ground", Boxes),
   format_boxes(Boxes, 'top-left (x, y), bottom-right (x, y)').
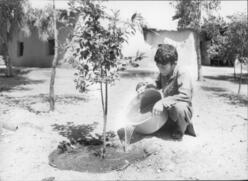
top-left (204, 73), bottom-right (248, 85)
top-left (122, 121), bottom-right (178, 145)
top-left (200, 86), bottom-right (227, 93)
top-left (51, 122), bottom-right (100, 145)
top-left (0, 94), bottom-right (88, 114)
top-left (120, 69), bottom-right (157, 79)
top-left (49, 122), bottom-right (149, 173)
top-left (0, 69), bottom-right (43, 92)
top-left (0, 67), bottom-right (31, 75)
top-left (201, 85), bottom-right (248, 106)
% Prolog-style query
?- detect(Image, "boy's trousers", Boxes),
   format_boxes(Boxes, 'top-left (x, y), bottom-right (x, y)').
top-left (166, 102), bottom-right (196, 136)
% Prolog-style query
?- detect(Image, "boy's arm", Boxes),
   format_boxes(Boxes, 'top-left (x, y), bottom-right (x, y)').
top-left (155, 74), bottom-right (162, 89)
top-left (161, 71), bottom-right (193, 108)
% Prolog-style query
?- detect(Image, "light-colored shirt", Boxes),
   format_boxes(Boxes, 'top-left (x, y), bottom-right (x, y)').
top-left (155, 65), bottom-right (193, 108)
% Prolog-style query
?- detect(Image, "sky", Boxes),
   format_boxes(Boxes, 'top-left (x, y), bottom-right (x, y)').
top-left (29, 0), bottom-right (247, 30)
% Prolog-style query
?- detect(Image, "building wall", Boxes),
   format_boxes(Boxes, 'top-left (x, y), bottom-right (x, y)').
top-left (8, 23), bottom-right (71, 68)
top-left (7, 25), bottom-right (198, 81)
top-left (141, 29), bottom-right (198, 80)
top-left (8, 29), bottom-right (52, 67)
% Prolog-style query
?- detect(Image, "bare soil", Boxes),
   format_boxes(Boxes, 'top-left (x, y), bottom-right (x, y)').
top-left (0, 66), bottom-right (247, 180)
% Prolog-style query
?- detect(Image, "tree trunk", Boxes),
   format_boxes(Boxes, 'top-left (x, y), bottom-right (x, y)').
top-left (101, 82), bottom-right (108, 159)
top-left (201, 40), bottom-right (210, 66)
top-left (234, 63), bottom-right (236, 80)
top-left (4, 55), bottom-right (13, 77)
top-left (3, 42), bottom-right (13, 77)
top-left (2, 20), bottom-right (13, 77)
top-left (195, 33), bottom-right (202, 81)
top-left (238, 62), bottom-right (242, 94)
top-left (49, 0), bottom-right (58, 111)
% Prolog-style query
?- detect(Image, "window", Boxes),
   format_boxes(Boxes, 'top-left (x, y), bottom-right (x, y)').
top-left (17, 42), bottom-right (24, 56)
top-left (48, 39), bottom-right (55, 55)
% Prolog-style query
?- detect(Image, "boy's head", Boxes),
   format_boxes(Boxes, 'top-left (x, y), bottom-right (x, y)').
top-left (154, 44), bottom-right (178, 76)
top-left (154, 44), bottom-right (178, 65)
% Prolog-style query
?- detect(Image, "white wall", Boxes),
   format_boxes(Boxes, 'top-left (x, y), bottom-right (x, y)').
top-left (122, 29), bottom-right (198, 81)
top-left (8, 23), bottom-right (71, 68)
top-left (8, 29), bottom-right (53, 67)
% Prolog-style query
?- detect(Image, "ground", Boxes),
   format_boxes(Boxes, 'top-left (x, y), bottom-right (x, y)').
top-left (0, 65), bottom-right (247, 180)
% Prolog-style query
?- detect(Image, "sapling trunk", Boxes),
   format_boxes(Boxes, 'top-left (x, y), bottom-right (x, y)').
top-left (100, 82), bottom-right (108, 159)
top-left (238, 62), bottom-right (242, 94)
top-left (247, 63), bottom-right (248, 119)
top-left (49, 0), bottom-right (58, 111)
top-left (195, 33), bottom-right (202, 81)
top-left (100, 83), bottom-right (105, 112)
top-left (234, 63), bottom-right (236, 80)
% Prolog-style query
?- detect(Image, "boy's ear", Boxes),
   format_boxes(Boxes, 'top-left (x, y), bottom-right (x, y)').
top-left (172, 61), bottom-right (177, 65)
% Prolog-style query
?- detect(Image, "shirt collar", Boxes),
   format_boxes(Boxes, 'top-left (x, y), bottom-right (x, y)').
top-left (161, 65), bottom-right (178, 81)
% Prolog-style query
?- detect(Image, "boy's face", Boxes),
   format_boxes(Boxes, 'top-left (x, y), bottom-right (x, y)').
top-left (156, 62), bottom-right (174, 76)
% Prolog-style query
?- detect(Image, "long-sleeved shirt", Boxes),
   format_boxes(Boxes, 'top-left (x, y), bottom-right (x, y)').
top-left (155, 65), bottom-right (193, 108)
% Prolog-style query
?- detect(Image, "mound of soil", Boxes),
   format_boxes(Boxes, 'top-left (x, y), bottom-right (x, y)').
top-left (49, 144), bottom-right (149, 173)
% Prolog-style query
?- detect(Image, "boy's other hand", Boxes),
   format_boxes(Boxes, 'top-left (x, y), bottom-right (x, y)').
top-left (136, 82), bottom-right (148, 95)
top-left (162, 99), bottom-right (175, 109)
top-left (137, 85), bottom-right (146, 95)
top-left (136, 82), bottom-right (156, 95)
top-left (152, 100), bottom-right (163, 116)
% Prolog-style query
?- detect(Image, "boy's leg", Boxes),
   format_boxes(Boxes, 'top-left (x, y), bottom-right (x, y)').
top-left (167, 102), bottom-right (192, 139)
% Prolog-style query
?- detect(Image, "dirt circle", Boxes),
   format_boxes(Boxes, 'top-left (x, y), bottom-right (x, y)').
top-left (49, 144), bottom-right (148, 173)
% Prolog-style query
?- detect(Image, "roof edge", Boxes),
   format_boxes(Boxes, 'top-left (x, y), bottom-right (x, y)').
top-left (142, 27), bottom-right (196, 33)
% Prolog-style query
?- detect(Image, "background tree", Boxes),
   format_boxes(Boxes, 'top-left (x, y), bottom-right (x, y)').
top-left (201, 15), bottom-right (228, 66)
top-left (26, 3), bottom-right (57, 111)
top-left (171, 0), bottom-right (220, 80)
top-left (31, 1), bottom-right (58, 111)
top-left (66, 0), bottom-right (137, 158)
top-left (0, 0), bottom-right (29, 77)
top-left (49, 0), bottom-right (58, 111)
top-left (225, 13), bottom-right (248, 94)
top-left (27, 2), bottom-right (73, 111)
top-left (0, 0), bottom-right (65, 108)
top-left (199, 12), bottom-right (247, 93)
top-left (225, 13), bottom-right (248, 59)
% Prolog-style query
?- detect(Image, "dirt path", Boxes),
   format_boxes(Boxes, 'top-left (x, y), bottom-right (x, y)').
top-left (0, 66), bottom-right (247, 180)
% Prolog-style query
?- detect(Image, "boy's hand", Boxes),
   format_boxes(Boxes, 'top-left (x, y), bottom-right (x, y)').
top-left (136, 82), bottom-right (148, 95)
top-left (136, 82), bottom-right (156, 95)
top-left (137, 85), bottom-right (146, 95)
top-left (152, 100), bottom-right (164, 116)
top-left (162, 98), bottom-right (175, 109)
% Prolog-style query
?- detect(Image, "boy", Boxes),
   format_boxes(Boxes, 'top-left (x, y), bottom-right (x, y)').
top-left (137, 44), bottom-right (196, 140)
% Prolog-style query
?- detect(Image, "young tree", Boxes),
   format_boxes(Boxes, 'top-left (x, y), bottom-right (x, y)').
top-left (0, 0), bottom-right (28, 77)
top-left (49, 0), bottom-right (59, 111)
top-left (66, 0), bottom-right (136, 158)
top-left (226, 13), bottom-right (248, 94)
top-left (28, 3), bottom-right (72, 111)
top-left (25, 3), bottom-right (57, 111)
top-left (171, 0), bottom-right (220, 80)
top-left (226, 13), bottom-right (248, 59)
top-left (202, 15), bottom-right (229, 66)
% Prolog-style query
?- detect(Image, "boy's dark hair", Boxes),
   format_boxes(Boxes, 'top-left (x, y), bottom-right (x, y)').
top-left (154, 44), bottom-right (178, 65)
